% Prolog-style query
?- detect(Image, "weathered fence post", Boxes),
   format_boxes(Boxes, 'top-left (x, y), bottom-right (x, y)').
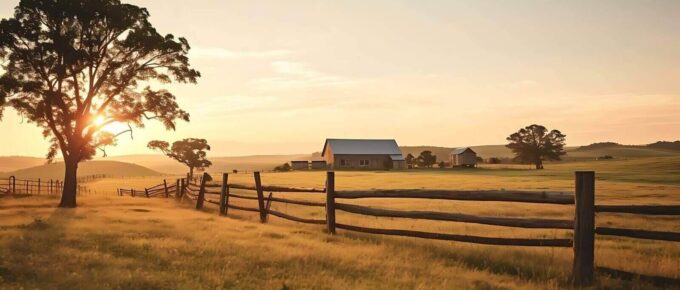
top-left (573, 171), bottom-right (595, 286)
top-left (144, 188), bottom-right (150, 198)
top-left (38, 179), bottom-right (41, 195)
top-left (49, 179), bottom-right (53, 195)
top-left (264, 192), bottom-right (273, 222)
top-left (196, 172), bottom-right (208, 209)
top-left (254, 172), bottom-right (266, 223)
top-left (179, 179), bottom-right (185, 200)
top-left (163, 179), bottom-right (169, 198)
top-left (326, 171), bottom-right (336, 234)
top-left (10, 176), bottom-right (15, 194)
top-left (175, 179), bottom-right (180, 199)
top-left (131, 188), bottom-right (135, 197)
top-left (219, 173), bottom-right (229, 215)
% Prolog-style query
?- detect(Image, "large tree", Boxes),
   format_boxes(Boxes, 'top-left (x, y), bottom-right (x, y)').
top-left (506, 124), bottom-right (566, 169)
top-left (0, 0), bottom-right (200, 207)
top-left (148, 138), bottom-right (211, 178)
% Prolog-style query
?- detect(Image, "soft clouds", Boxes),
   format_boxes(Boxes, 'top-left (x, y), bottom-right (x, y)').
top-left (190, 47), bottom-right (292, 60)
top-left (250, 61), bottom-right (354, 89)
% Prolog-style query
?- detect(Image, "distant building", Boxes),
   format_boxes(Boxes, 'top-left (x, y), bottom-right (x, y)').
top-left (322, 138), bottom-right (406, 170)
top-left (290, 161), bottom-right (309, 170)
top-left (310, 160), bottom-right (327, 170)
top-left (450, 147), bottom-right (477, 167)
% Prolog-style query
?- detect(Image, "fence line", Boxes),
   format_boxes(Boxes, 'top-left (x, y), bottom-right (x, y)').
top-left (118, 171), bottom-right (679, 287)
top-left (1, 176), bottom-right (64, 196)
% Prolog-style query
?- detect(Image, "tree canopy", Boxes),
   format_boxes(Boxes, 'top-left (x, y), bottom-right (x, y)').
top-left (148, 138), bottom-right (212, 177)
top-left (506, 124), bottom-right (566, 169)
top-left (0, 0), bottom-right (199, 207)
top-left (416, 150), bottom-right (437, 168)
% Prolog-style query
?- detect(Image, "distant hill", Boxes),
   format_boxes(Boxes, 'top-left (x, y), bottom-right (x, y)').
top-left (106, 154), bottom-right (318, 174)
top-left (0, 156), bottom-right (48, 173)
top-left (1, 160), bottom-right (161, 180)
top-left (400, 145), bottom-right (515, 160)
top-left (570, 141), bottom-right (680, 159)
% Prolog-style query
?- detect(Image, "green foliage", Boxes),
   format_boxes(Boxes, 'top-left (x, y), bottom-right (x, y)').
top-left (506, 124), bottom-right (566, 169)
top-left (417, 151), bottom-right (437, 168)
top-left (148, 138), bottom-right (211, 176)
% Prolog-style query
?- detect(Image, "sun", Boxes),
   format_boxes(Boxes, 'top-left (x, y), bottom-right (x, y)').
top-left (94, 115), bottom-right (106, 127)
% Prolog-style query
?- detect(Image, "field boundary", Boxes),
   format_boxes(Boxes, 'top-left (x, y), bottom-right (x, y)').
top-left (117, 171), bottom-right (680, 287)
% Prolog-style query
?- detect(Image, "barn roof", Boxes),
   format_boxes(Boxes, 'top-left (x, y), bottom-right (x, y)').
top-left (322, 139), bottom-right (403, 157)
top-left (451, 147), bottom-right (476, 155)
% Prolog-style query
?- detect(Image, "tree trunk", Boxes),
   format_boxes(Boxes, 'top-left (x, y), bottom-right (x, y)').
top-left (59, 158), bottom-right (79, 208)
top-left (189, 167), bottom-right (194, 181)
top-left (535, 160), bottom-right (544, 170)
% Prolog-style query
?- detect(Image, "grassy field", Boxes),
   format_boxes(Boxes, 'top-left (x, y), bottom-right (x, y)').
top-left (1, 156), bottom-right (679, 289)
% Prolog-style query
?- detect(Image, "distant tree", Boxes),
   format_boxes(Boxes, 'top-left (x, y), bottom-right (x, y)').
top-left (232, 169), bottom-right (238, 174)
top-left (0, 0), bottom-right (199, 207)
top-left (148, 138), bottom-right (211, 177)
top-left (506, 124), bottom-right (566, 169)
top-left (438, 161), bottom-right (446, 169)
top-left (417, 150), bottom-right (437, 168)
top-left (488, 157), bottom-right (502, 164)
top-left (274, 163), bottom-right (292, 172)
top-left (405, 153), bottom-right (416, 168)
top-left (475, 156), bottom-right (484, 163)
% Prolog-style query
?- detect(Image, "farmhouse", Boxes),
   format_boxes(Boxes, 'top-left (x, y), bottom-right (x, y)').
top-left (322, 139), bottom-right (406, 170)
top-left (450, 147), bottom-right (477, 167)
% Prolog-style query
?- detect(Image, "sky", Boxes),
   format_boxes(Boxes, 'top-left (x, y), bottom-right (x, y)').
top-left (0, 0), bottom-right (679, 157)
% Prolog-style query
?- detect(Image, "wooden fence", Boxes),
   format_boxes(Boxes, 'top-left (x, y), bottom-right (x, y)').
top-left (121, 171), bottom-right (679, 286)
top-left (117, 179), bottom-right (179, 198)
top-left (0, 176), bottom-right (64, 196)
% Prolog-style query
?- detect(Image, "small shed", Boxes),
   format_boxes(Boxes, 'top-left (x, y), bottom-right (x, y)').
top-left (310, 160), bottom-right (327, 170)
top-left (290, 161), bottom-right (309, 170)
top-left (450, 147), bottom-right (477, 167)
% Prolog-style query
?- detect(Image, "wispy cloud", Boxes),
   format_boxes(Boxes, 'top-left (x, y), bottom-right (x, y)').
top-left (251, 61), bottom-right (354, 89)
top-left (190, 47), bottom-right (292, 60)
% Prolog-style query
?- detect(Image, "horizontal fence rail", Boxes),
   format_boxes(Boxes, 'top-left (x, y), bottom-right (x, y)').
top-left (334, 202), bottom-right (574, 229)
top-left (594, 205), bottom-right (680, 215)
top-left (2, 176), bottom-right (64, 196)
top-left (335, 223), bottom-right (574, 247)
top-left (334, 189), bottom-right (575, 204)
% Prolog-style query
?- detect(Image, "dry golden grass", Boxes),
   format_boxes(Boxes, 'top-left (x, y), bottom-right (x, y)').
top-left (2, 164), bottom-right (678, 289)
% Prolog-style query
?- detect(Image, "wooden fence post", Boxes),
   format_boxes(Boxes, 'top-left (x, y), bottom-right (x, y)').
top-left (38, 179), bottom-right (41, 195)
top-left (179, 179), bottom-right (185, 200)
top-left (163, 179), bottom-right (169, 198)
top-left (10, 176), bottom-right (15, 194)
top-left (254, 172), bottom-right (266, 223)
top-left (144, 188), bottom-right (150, 198)
top-left (264, 192), bottom-right (273, 222)
top-left (196, 172), bottom-right (208, 209)
top-left (220, 173), bottom-right (229, 215)
top-left (131, 188), bottom-right (135, 197)
top-left (49, 179), bottom-right (53, 195)
top-left (175, 179), bottom-right (180, 199)
top-left (573, 171), bottom-right (595, 286)
top-left (326, 171), bottom-right (336, 234)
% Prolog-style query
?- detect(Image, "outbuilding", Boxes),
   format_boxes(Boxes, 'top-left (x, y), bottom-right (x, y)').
top-left (322, 138), bottom-right (406, 170)
top-left (450, 147), bottom-right (477, 167)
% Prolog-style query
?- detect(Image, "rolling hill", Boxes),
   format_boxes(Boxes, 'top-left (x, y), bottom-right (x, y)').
top-left (1, 160), bottom-right (162, 180)
top-left (105, 154), bottom-right (318, 174)
top-left (0, 156), bottom-right (49, 173)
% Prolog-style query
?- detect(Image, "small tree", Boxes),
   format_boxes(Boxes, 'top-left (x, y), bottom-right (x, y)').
top-left (0, 0), bottom-right (199, 207)
top-left (274, 163), bottom-right (292, 172)
top-left (488, 157), bottom-right (502, 164)
top-left (417, 151), bottom-right (437, 168)
top-left (405, 153), bottom-right (415, 168)
top-left (148, 138), bottom-right (211, 177)
top-left (438, 161), bottom-right (446, 169)
top-left (506, 124), bottom-right (566, 169)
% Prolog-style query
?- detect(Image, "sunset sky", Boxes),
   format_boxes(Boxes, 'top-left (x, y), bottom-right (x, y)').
top-left (1, 0), bottom-right (679, 157)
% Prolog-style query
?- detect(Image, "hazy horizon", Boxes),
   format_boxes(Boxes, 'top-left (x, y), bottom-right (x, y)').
top-left (1, 0), bottom-right (679, 157)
